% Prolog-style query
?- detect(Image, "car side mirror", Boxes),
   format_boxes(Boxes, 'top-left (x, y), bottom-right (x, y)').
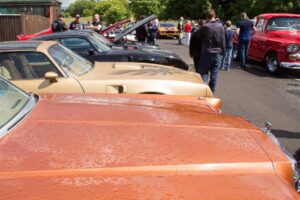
top-left (44, 72), bottom-right (59, 83)
top-left (88, 49), bottom-right (95, 56)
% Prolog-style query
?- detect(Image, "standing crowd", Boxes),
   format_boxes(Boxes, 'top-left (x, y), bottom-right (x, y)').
top-left (51, 10), bottom-right (256, 94)
top-left (188, 9), bottom-right (256, 93)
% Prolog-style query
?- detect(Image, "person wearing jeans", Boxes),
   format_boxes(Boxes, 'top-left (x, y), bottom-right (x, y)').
top-left (221, 20), bottom-right (234, 70)
top-left (238, 38), bottom-right (250, 68)
top-left (236, 12), bottom-right (256, 68)
top-left (198, 9), bottom-right (225, 93)
top-left (199, 53), bottom-right (222, 92)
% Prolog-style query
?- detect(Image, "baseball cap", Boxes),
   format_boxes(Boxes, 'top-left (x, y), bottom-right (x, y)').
top-left (76, 14), bottom-right (80, 18)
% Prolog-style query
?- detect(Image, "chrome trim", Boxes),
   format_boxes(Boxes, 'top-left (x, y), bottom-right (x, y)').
top-left (280, 62), bottom-right (300, 69)
top-left (262, 122), bottom-right (300, 192)
top-left (289, 53), bottom-right (300, 61)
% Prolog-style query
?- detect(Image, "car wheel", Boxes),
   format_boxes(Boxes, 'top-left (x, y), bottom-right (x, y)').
top-left (233, 45), bottom-right (239, 61)
top-left (266, 53), bottom-right (280, 74)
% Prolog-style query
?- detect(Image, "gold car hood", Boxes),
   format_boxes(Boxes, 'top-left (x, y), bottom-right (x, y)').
top-left (78, 62), bottom-right (202, 83)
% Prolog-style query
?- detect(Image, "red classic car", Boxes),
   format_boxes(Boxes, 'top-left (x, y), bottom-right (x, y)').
top-left (234, 13), bottom-right (300, 73)
top-left (17, 28), bottom-right (52, 41)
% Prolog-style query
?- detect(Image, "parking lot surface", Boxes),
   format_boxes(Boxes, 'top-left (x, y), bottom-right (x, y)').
top-left (158, 39), bottom-right (300, 159)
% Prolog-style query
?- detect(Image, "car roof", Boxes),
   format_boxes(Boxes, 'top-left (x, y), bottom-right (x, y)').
top-left (32, 30), bottom-right (91, 40)
top-left (0, 41), bottom-right (42, 51)
top-left (258, 13), bottom-right (300, 19)
top-left (0, 41), bottom-right (58, 52)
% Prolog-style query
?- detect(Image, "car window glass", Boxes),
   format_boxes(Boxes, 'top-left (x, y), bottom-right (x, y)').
top-left (48, 44), bottom-right (93, 77)
top-left (256, 19), bottom-right (266, 32)
top-left (266, 17), bottom-right (300, 31)
top-left (60, 37), bottom-right (93, 53)
top-left (0, 77), bottom-right (30, 131)
top-left (160, 23), bottom-right (175, 28)
top-left (88, 35), bottom-right (111, 52)
top-left (0, 52), bottom-right (61, 80)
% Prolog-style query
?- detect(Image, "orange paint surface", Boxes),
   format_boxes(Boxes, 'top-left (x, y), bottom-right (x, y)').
top-left (0, 93), bottom-right (298, 199)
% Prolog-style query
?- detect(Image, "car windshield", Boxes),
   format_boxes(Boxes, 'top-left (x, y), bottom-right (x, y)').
top-left (88, 34), bottom-right (111, 52)
top-left (91, 32), bottom-right (112, 45)
top-left (267, 17), bottom-right (300, 31)
top-left (0, 76), bottom-right (36, 137)
top-left (48, 44), bottom-right (93, 77)
top-left (160, 23), bottom-right (175, 28)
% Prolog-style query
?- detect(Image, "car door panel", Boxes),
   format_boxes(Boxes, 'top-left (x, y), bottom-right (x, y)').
top-left (249, 18), bottom-right (267, 60)
top-left (12, 78), bottom-right (84, 94)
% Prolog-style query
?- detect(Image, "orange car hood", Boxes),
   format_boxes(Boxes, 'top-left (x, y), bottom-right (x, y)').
top-left (0, 94), bottom-right (298, 199)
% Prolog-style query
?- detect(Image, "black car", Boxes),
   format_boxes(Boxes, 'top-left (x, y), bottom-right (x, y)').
top-left (31, 30), bottom-right (189, 70)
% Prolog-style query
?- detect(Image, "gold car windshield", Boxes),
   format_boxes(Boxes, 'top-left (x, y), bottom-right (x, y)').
top-left (160, 23), bottom-right (175, 28)
top-left (0, 77), bottom-right (31, 136)
top-left (48, 44), bottom-right (93, 77)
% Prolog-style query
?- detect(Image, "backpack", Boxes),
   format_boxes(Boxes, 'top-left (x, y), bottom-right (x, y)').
top-left (51, 20), bottom-right (62, 32)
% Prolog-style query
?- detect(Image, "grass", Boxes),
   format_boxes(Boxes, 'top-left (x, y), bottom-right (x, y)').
top-left (64, 16), bottom-right (93, 24)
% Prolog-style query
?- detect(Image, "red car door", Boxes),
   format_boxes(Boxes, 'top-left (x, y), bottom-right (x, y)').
top-left (249, 18), bottom-right (267, 61)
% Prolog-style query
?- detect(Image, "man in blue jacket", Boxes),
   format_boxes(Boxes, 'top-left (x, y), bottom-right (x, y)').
top-left (236, 12), bottom-right (256, 69)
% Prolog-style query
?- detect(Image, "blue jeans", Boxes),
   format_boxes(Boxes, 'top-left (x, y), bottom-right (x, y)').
top-left (238, 38), bottom-right (250, 68)
top-left (221, 48), bottom-right (233, 69)
top-left (199, 52), bottom-right (222, 93)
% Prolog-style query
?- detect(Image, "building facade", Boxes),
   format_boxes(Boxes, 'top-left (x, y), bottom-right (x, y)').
top-left (0, 0), bottom-right (61, 23)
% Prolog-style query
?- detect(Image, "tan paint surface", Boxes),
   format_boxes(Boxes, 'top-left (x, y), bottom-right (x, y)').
top-left (11, 41), bottom-right (214, 98)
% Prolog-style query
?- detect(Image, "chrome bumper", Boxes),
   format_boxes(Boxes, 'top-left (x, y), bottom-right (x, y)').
top-left (280, 62), bottom-right (300, 69)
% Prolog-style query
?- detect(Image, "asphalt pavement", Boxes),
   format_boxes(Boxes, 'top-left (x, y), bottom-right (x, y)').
top-left (158, 39), bottom-right (300, 160)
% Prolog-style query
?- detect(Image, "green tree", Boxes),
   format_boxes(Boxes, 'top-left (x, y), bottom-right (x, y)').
top-left (66, 0), bottom-right (96, 17)
top-left (93, 0), bottom-right (131, 24)
top-left (129, 0), bottom-right (160, 18)
top-left (161, 0), bottom-right (212, 20)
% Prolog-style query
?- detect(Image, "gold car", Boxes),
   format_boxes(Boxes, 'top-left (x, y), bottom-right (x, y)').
top-left (0, 41), bottom-right (213, 98)
top-left (158, 23), bottom-right (179, 39)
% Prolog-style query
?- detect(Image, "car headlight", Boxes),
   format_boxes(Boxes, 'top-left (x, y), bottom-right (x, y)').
top-left (287, 44), bottom-right (299, 53)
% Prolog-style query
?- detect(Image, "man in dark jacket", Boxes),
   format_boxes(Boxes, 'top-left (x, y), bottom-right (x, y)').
top-left (51, 14), bottom-right (68, 32)
top-left (136, 15), bottom-right (148, 43)
top-left (91, 14), bottom-right (103, 33)
top-left (189, 19), bottom-right (205, 73)
top-left (198, 9), bottom-right (225, 93)
top-left (69, 14), bottom-right (83, 30)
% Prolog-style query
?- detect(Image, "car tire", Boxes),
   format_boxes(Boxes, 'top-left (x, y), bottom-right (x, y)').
top-left (265, 52), bottom-right (281, 74)
top-left (233, 45), bottom-right (239, 61)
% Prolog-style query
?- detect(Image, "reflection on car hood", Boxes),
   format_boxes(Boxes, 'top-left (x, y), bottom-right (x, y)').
top-left (0, 93), bottom-right (296, 199)
top-left (110, 48), bottom-right (177, 58)
top-left (78, 62), bottom-right (201, 82)
top-left (268, 30), bottom-right (300, 42)
top-left (114, 15), bottom-right (157, 43)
